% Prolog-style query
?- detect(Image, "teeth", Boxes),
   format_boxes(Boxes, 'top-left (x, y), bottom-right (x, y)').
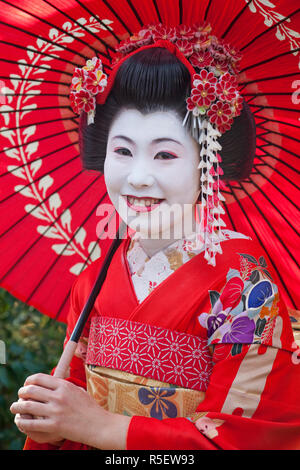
top-left (127, 196), bottom-right (161, 207)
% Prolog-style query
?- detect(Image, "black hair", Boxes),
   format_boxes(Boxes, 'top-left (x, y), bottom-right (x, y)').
top-left (79, 47), bottom-right (256, 181)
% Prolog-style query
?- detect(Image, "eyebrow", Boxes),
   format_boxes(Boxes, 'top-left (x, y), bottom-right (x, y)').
top-left (112, 135), bottom-right (184, 146)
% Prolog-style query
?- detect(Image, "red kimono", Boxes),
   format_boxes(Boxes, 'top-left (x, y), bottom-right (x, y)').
top-left (24, 233), bottom-right (300, 450)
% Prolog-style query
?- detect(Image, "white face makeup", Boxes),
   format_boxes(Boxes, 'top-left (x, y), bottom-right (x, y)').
top-left (104, 109), bottom-right (201, 242)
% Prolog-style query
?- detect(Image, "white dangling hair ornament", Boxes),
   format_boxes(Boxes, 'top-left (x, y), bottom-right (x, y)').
top-left (182, 114), bottom-right (227, 267)
top-left (87, 109), bottom-right (96, 125)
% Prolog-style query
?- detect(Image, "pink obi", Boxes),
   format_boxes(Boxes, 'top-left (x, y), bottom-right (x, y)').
top-left (86, 316), bottom-right (212, 392)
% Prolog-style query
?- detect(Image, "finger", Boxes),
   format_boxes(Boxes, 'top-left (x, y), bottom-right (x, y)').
top-left (14, 412), bottom-right (33, 424)
top-left (18, 398), bottom-right (35, 420)
top-left (10, 399), bottom-right (49, 418)
top-left (24, 373), bottom-right (60, 390)
top-left (10, 399), bottom-right (25, 416)
top-left (15, 415), bottom-right (55, 434)
top-left (18, 384), bottom-right (52, 403)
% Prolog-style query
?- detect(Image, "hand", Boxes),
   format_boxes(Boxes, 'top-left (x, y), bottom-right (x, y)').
top-left (10, 373), bottom-right (130, 449)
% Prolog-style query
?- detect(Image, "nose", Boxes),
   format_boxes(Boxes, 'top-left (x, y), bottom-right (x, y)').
top-left (127, 161), bottom-right (155, 189)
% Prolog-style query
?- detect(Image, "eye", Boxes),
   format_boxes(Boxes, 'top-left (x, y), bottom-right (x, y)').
top-left (114, 147), bottom-right (132, 156)
top-left (155, 152), bottom-right (178, 160)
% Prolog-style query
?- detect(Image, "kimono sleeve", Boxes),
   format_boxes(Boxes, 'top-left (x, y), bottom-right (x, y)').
top-left (126, 246), bottom-right (300, 450)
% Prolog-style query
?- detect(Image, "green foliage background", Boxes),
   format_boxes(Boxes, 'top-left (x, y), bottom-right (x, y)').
top-left (0, 288), bottom-right (66, 450)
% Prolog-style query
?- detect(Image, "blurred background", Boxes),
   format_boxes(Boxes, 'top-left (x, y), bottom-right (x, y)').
top-left (0, 288), bottom-right (66, 450)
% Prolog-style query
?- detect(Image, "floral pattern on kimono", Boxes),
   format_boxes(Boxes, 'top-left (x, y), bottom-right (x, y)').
top-left (198, 252), bottom-right (284, 351)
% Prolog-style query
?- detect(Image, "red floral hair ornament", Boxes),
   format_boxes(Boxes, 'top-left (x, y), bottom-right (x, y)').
top-left (70, 22), bottom-right (244, 266)
top-left (70, 57), bottom-right (108, 124)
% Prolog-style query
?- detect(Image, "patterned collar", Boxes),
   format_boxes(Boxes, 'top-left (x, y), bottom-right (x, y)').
top-left (128, 229), bottom-right (250, 260)
top-left (128, 231), bottom-right (202, 260)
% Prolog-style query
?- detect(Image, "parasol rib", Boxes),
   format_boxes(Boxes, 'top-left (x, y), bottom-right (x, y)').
top-left (26, 188), bottom-right (109, 304)
top-left (247, 176), bottom-right (300, 237)
top-left (0, 57), bottom-right (73, 77)
top-left (0, 173), bottom-right (102, 289)
top-left (0, 141), bottom-right (78, 179)
top-left (0, 154), bottom-right (80, 206)
top-left (179, 0), bottom-right (183, 24)
top-left (228, 160), bottom-right (300, 212)
top-left (250, 104), bottom-right (300, 116)
top-left (0, 75), bottom-right (71, 87)
top-left (256, 118), bottom-right (300, 131)
top-left (152, 0), bottom-right (162, 23)
top-left (258, 127), bottom-right (300, 146)
top-left (221, 1), bottom-right (250, 39)
top-left (240, 8), bottom-right (300, 51)
top-left (239, 72), bottom-right (300, 88)
top-left (223, 199), bottom-right (237, 232)
top-left (101, 0), bottom-right (133, 35)
top-left (0, 20), bottom-right (97, 63)
top-left (74, 0), bottom-right (121, 44)
top-left (240, 47), bottom-right (300, 74)
top-left (228, 186), bottom-right (297, 309)
top-left (0, 127), bottom-right (78, 155)
top-left (239, 182), bottom-right (300, 270)
top-left (39, 0), bottom-right (115, 58)
top-left (0, 105), bottom-right (74, 117)
top-left (254, 153), bottom-right (300, 192)
top-left (126, 0), bottom-right (144, 27)
top-left (0, 116), bottom-right (76, 134)
top-left (3, 92), bottom-right (70, 98)
top-left (203, 0), bottom-right (213, 21)
top-left (0, 39), bottom-right (82, 68)
top-left (258, 136), bottom-right (300, 162)
top-left (0, 167), bottom-right (83, 240)
top-left (244, 92), bottom-right (297, 98)
top-left (0, 0), bottom-right (103, 58)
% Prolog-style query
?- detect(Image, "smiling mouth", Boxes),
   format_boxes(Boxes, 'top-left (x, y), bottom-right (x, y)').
top-left (124, 195), bottom-right (165, 213)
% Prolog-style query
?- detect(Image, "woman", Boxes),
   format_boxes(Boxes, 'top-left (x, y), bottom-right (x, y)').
top-left (10, 24), bottom-right (300, 450)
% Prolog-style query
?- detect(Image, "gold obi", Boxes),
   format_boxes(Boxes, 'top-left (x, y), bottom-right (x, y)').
top-left (86, 365), bottom-right (206, 420)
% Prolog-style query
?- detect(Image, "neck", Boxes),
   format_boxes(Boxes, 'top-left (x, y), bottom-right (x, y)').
top-left (138, 237), bottom-right (180, 258)
top-left (137, 215), bottom-right (198, 258)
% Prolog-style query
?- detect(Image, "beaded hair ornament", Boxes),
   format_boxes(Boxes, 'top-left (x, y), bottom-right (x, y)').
top-left (70, 23), bottom-right (243, 266)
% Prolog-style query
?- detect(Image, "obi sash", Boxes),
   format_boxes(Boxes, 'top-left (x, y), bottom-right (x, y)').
top-left (85, 316), bottom-right (212, 419)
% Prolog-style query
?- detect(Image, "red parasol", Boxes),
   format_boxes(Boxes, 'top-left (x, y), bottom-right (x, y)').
top-left (0, 0), bottom-right (299, 324)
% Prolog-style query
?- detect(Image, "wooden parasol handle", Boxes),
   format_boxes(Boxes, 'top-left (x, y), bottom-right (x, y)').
top-left (53, 340), bottom-right (78, 378)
